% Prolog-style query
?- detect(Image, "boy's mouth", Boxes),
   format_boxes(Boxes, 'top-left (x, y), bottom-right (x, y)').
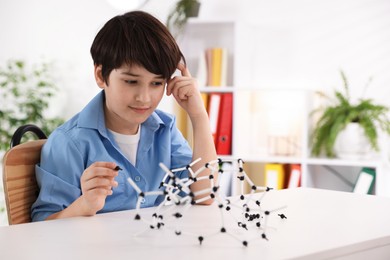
top-left (130, 106), bottom-right (150, 114)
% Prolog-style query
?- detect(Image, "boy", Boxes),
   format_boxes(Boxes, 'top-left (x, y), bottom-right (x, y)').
top-left (31, 11), bottom-right (217, 221)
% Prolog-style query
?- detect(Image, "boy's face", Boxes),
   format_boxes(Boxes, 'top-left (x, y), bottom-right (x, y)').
top-left (95, 63), bottom-right (166, 135)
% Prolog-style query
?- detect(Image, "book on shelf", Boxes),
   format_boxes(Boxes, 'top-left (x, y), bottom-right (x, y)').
top-left (220, 47), bottom-right (228, 86)
top-left (196, 52), bottom-right (207, 87)
top-left (287, 164), bottom-right (301, 188)
top-left (201, 92), bottom-right (209, 111)
top-left (205, 48), bottom-right (213, 87)
top-left (205, 47), bottom-right (228, 87)
top-left (353, 167), bottom-right (375, 194)
top-left (264, 163), bottom-right (286, 190)
top-left (211, 48), bottom-right (222, 86)
top-left (264, 163), bottom-right (302, 190)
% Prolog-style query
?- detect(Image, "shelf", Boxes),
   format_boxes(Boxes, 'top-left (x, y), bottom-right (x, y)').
top-left (306, 158), bottom-right (382, 168)
top-left (235, 154), bottom-right (304, 164)
top-left (199, 87), bottom-right (234, 93)
top-left (176, 19), bottom-right (389, 197)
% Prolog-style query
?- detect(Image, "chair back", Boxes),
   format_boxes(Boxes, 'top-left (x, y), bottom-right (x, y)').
top-left (2, 125), bottom-right (47, 225)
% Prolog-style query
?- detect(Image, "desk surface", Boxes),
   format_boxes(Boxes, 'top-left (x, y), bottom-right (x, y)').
top-left (1, 188), bottom-right (390, 260)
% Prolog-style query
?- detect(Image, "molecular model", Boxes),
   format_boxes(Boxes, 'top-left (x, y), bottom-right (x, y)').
top-left (126, 158), bottom-right (287, 247)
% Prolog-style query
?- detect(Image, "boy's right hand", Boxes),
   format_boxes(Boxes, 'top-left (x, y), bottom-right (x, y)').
top-left (79, 162), bottom-right (119, 215)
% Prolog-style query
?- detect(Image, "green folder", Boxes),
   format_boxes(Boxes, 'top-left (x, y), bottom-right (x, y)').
top-left (353, 167), bottom-right (375, 194)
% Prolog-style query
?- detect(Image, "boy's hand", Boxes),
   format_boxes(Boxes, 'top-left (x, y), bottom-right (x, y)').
top-left (79, 162), bottom-right (119, 215)
top-left (166, 63), bottom-right (206, 118)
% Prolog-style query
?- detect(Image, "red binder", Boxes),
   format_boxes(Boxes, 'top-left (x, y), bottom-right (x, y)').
top-left (216, 93), bottom-right (233, 155)
top-left (207, 93), bottom-right (222, 146)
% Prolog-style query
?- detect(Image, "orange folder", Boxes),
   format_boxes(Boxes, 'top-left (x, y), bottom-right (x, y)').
top-left (287, 164), bottom-right (301, 188)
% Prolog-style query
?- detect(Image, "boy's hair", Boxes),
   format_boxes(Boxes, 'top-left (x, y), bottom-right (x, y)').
top-left (90, 11), bottom-right (185, 83)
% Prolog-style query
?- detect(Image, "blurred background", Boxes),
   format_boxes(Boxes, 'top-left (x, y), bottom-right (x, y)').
top-left (1, 0), bottom-right (389, 118)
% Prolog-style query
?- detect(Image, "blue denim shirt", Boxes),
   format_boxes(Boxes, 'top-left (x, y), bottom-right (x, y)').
top-left (31, 91), bottom-right (192, 221)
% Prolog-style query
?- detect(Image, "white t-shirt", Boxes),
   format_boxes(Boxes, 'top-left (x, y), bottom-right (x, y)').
top-left (108, 126), bottom-right (141, 166)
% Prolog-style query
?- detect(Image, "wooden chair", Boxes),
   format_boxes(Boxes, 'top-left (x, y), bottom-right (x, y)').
top-left (2, 124), bottom-right (47, 225)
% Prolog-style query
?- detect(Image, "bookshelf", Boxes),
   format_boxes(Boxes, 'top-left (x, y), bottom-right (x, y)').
top-left (176, 19), bottom-right (390, 197)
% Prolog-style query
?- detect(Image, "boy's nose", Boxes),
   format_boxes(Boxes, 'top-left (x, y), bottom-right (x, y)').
top-left (135, 86), bottom-right (151, 102)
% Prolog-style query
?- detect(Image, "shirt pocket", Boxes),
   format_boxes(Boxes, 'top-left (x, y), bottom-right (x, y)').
top-left (113, 169), bottom-right (127, 193)
top-left (103, 169), bottom-right (133, 211)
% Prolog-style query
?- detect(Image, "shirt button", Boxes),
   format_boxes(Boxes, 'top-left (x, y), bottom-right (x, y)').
top-left (141, 198), bottom-right (146, 203)
top-left (135, 176), bottom-right (141, 182)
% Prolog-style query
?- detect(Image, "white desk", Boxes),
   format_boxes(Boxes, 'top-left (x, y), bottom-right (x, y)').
top-left (1, 188), bottom-right (390, 259)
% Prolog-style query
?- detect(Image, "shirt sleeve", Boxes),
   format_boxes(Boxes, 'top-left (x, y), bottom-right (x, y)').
top-left (31, 129), bottom-right (84, 221)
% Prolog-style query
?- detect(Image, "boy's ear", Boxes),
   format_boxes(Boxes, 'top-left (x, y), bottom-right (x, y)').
top-left (94, 65), bottom-right (106, 88)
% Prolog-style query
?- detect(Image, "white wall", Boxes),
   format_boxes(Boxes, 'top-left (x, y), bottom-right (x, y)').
top-left (202, 0), bottom-right (390, 103)
top-left (1, 0), bottom-right (390, 119)
top-left (0, 0), bottom-right (175, 118)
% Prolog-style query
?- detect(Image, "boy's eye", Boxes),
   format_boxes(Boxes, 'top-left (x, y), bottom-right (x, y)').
top-left (124, 80), bottom-right (165, 86)
top-left (125, 80), bottom-right (137, 84)
top-left (152, 81), bottom-right (164, 86)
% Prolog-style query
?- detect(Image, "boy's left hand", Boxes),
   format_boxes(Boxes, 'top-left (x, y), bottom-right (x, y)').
top-left (166, 63), bottom-right (206, 118)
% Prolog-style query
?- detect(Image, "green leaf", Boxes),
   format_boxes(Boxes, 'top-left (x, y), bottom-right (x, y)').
top-left (0, 59), bottom-right (64, 151)
top-left (310, 70), bottom-right (390, 157)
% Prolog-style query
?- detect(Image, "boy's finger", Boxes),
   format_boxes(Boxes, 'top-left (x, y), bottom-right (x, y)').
top-left (177, 63), bottom-right (191, 77)
top-left (166, 80), bottom-right (173, 96)
top-left (83, 163), bottom-right (119, 181)
top-left (90, 161), bottom-right (117, 170)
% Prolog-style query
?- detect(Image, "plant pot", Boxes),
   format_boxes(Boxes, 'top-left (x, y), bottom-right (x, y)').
top-left (186, 1), bottom-right (201, 17)
top-left (334, 123), bottom-right (371, 159)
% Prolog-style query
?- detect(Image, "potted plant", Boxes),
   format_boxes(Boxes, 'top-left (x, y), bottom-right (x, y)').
top-left (0, 59), bottom-right (64, 153)
top-left (166, 0), bottom-right (201, 36)
top-left (310, 71), bottom-right (390, 158)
